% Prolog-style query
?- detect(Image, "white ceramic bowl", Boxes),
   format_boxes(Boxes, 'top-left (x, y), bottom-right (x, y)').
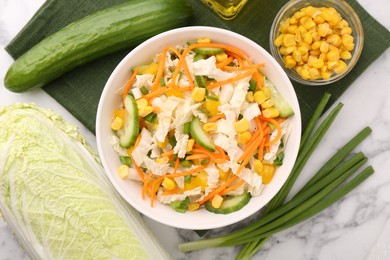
top-left (96, 26), bottom-right (301, 230)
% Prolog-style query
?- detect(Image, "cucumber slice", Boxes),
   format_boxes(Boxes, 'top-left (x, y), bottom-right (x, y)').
top-left (118, 94), bottom-right (139, 148)
top-left (190, 117), bottom-right (216, 152)
top-left (194, 47), bottom-right (224, 55)
top-left (205, 192), bottom-right (252, 214)
top-left (266, 80), bottom-right (294, 118)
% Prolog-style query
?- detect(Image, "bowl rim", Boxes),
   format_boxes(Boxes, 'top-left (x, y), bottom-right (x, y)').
top-left (269, 0), bottom-right (364, 86)
top-left (96, 26), bottom-right (302, 229)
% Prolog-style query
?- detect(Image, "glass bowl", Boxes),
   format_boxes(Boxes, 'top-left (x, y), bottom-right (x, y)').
top-left (270, 0), bottom-right (364, 86)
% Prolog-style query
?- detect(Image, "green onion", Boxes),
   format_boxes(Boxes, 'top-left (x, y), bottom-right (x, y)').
top-left (119, 155), bottom-right (132, 166)
top-left (249, 79), bottom-right (257, 92)
top-left (178, 93), bottom-right (374, 257)
top-left (140, 86), bottom-right (149, 95)
top-left (144, 112), bottom-right (157, 123)
top-left (206, 95), bottom-right (219, 101)
top-left (183, 122), bottom-right (191, 135)
top-left (160, 77), bottom-right (166, 86)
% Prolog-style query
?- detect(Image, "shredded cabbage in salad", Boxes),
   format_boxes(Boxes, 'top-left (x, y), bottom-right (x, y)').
top-left (110, 39), bottom-right (294, 213)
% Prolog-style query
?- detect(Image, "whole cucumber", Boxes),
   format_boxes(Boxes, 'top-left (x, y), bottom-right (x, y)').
top-left (4, 0), bottom-right (193, 92)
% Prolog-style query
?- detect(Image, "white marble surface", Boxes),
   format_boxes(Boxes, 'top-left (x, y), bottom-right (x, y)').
top-left (0, 0), bottom-right (389, 259)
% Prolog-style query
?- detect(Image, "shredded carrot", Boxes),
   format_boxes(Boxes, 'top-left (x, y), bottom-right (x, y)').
top-left (216, 56), bottom-right (234, 69)
top-left (151, 47), bottom-right (169, 92)
top-left (260, 116), bottom-right (283, 146)
top-left (208, 113), bottom-right (225, 122)
top-left (185, 154), bottom-right (210, 161)
top-left (133, 132), bottom-right (143, 150)
top-left (142, 171), bottom-right (153, 200)
top-left (162, 188), bottom-right (184, 196)
top-left (258, 138), bottom-right (265, 161)
top-left (220, 179), bottom-right (246, 195)
top-left (226, 51), bottom-right (244, 67)
top-left (182, 43), bottom-right (250, 61)
top-left (161, 149), bottom-right (174, 158)
top-left (143, 86), bottom-right (170, 100)
top-left (223, 63), bottom-right (265, 71)
top-left (198, 175), bottom-right (238, 205)
top-left (173, 157), bottom-right (180, 175)
top-left (207, 68), bottom-right (257, 89)
top-left (122, 67), bottom-right (139, 104)
top-left (131, 156), bottom-right (145, 182)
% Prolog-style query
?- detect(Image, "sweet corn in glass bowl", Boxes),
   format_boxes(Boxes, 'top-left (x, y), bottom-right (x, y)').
top-left (270, 0), bottom-right (364, 85)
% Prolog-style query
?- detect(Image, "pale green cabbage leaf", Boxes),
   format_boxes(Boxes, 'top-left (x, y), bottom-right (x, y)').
top-left (0, 103), bottom-right (171, 260)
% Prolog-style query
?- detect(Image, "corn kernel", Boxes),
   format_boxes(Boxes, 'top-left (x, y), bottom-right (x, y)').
top-left (254, 90), bottom-right (267, 105)
top-left (309, 50), bottom-right (321, 57)
top-left (284, 56), bottom-right (297, 69)
top-left (340, 26), bottom-right (352, 35)
top-left (246, 91), bottom-right (254, 103)
top-left (341, 34), bottom-right (354, 47)
top-left (285, 46), bottom-right (297, 54)
top-left (203, 122), bottom-right (217, 132)
top-left (311, 41), bottom-right (321, 50)
top-left (334, 60), bottom-right (347, 74)
top-left (186, 139), bottom-right (195, 152)
top-left (218, 169), bottom-right (231, 181)
top-left (326, 50), bottom-right (339, 62)
top-left (297, 45), bottom-right (309, 54)
top-left (263, 107), bottom-right (280, 118)
top-left (114, 109), bottom-right (126, 119)
top-left (197, 38), bottom-right (211, 43)
top-left (138, 106), bottom-right (154, 117)
top-left (283, 34), bottom-right (296, 47)
top-left (165, 88), bottom-right (184, 98)
top-left (287, 25), bottom-right (298, 34)
top-left (136, 98), bottom-right (148, 109)
top-left (158, 137), bottom-right (169, 149)
top-left (320, 41), bottom-right (329, 53)
top-left (312, 58), bottom-right (325, 69)
top-left (139, 62), bottom-right (159, 76)
top-left (127, 147), bottom-right (134, 156)
top-left (302, 6), bottom-right (317, 17)
top-left (295, 29), bottom-right (302, 42)
top-left (259, 163), bottom-right (275, 184)
top-left (216, 52), bottom-right (228, 62)
top-left (261, 99), bottom-right (274, 109)
top-left (301, 52), bottom-right (309, 62)
top-left (319, 53), bottom-right (327, 62)
top-left (312, 31), bottom-right (321, 42)
top-left (118, 165), bottom-right (129, 179)
top-left (211, 194), bottom-right (224, 209)
top-left (237, 131), bottom-right (252, 144)
top-left (234, 118), bottom-right (250, 133)
top-left (307, 55), bottom-right (318, 67)
top-left (309, 67), bottom-right (320, 80)
top-left (321, 69), bottom-right (332, 80)
top-left (326, 34), bottom-right (341, 46)
top-left (187, 203), bottom-right (200, 212)
top-left (295, 65), bottom-right (303, 75)
top-left (191, 87), bottom-right (206, 102)
top-left (262, 87), bottom-right (271, 99)
top-left (313, 15), bottom-right (325, 24)
top-left (303, 18), bottom-right (316, 30)
top-left (318, 23), bottom-right (330, 37)
top-left (274, 34), bottom-right (285, 47)
top-left (162, 177), bottom-right (176, 191)
top-left (340, 50), bottom-right (352, 60)
top-left (280, 20), bottom-right (290, 33)
top-left (292, 50), bottom-right (302, 63)
top-left (204, 98), bottom-right (220, 116)
top-left (254, 159), bottom-right (263, 175)
top-left (327, 60), bottom-right (339, 70)
top-left (111, 117), bottom-right (123, 131)
top-left (303, 32), bottom-right (313, 45)
top-left (321, 8), bottom-right (335, 22)
top-left (300, 68), bottom-right (310, 79)
top-left (344, 42), bottom-right (355, 51)
top-left (157, 156), bottom-right (169, 164)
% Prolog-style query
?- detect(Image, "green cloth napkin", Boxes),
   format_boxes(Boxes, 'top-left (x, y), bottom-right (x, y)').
top-left (5, 0), bottom-right (390, 134)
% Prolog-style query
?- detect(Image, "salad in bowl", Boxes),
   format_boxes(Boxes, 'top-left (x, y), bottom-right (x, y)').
top-left (96, 27), bottom-right (301, 229)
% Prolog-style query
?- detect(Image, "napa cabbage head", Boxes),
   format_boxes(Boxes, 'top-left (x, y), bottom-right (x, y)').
top-left (0, 103), bottom-right (171, 260)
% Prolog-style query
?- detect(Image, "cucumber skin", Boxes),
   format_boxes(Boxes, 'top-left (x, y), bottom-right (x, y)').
top-left (205, 192), bottom-right (252, 214)
top-left (4, 0), bottom-right (193, 92)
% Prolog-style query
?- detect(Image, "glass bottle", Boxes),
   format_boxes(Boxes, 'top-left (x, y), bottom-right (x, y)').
top-left (201, 0), bottom-right (248, 20)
